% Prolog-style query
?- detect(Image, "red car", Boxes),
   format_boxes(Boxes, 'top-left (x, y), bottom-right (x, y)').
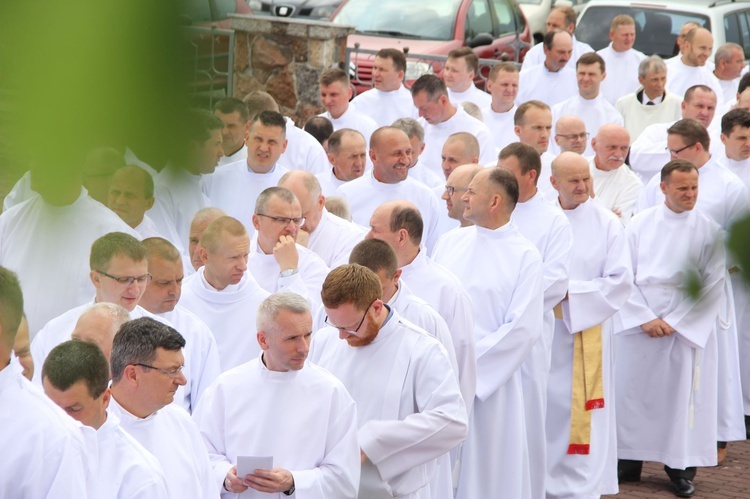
top-left (331, 0), bottom-right (531, 92)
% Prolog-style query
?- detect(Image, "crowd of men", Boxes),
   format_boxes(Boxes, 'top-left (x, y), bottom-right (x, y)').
top-left (2, 6), bottom-right (750, 499)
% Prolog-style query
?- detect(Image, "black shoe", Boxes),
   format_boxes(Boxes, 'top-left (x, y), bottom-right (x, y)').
top-left (670, 478), bottom-right (695, 497)
top-left (618, 470), bottom-right (641, 483)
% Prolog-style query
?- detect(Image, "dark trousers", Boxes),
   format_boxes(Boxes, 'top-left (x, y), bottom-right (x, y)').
top-left (618, 459), bottom-right (697, 481)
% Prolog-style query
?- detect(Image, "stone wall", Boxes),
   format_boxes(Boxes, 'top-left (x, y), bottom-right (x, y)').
top-left (230, 15), bottom-right (354, 126)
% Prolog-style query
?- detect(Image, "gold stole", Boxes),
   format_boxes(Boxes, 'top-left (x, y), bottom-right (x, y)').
top-left (554, 304), bottom-right (604, 455)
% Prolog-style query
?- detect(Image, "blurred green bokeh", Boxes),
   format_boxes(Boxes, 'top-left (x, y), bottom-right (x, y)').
top-left (0, 1), bottom-right (192, 200)
top-left (729, 213), bottom-right (750, 287)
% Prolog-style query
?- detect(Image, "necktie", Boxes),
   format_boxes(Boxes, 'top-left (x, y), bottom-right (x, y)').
top-left (646, 101), bottom-right (655, 106)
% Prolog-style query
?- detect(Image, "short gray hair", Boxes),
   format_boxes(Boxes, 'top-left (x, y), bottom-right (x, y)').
top-left (391, 118), bottom-right (425, 143)
top-left (715, 42), bottom-right (744, 64)
top-left (254, 187), bottom-right (298, 214)
top-left (256, 292), bottom-right (311, 333)
top-left (638, 55), bottom-right (667, 79)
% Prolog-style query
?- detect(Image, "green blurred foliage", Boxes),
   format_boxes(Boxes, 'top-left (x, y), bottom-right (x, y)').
top-left (0, 1), bottom-right (192, 200)
top-left (729, 213), bottom-right (750, 286)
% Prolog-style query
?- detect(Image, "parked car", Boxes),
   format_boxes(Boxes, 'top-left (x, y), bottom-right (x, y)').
top-left (576, 0), bottom-right (750, 60)
top-left (247, 0), bottom-right (341, 19)
top-left (331, 0), bottom-right (531, 92)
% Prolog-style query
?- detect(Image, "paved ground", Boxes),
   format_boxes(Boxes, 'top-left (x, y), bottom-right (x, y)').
top-left (606, 439), bottom-right (750, 498)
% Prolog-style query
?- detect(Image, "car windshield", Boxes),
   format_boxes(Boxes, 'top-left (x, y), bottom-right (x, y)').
top-left (576, 6), bottom-right (710, 59)
top-left (333, 0), bottom-right (462, 41)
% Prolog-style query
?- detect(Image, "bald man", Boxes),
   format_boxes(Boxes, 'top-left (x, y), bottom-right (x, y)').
top-left (554, 116), bottom-right (588, 155)
top-left (441, 163), bottom-right (483, 228)
top-left (278, 170), bottom-right (364, 268)
top-left (316, 129), bottom-right (368, 196)
top-left (70, 302), bottom-right (130, 362)
top-left (336, 126), bottom-right (442, 250)
top-left (589, 124), bottom-right (643, 222)
top-left (440, 133), bottom-right (480, 179)
top-left (666, 27), bottom-right (724, 103)
top-left (188, 207), bottom-right (227, 273)
top-left (546, 152), bottom-right (631, 498)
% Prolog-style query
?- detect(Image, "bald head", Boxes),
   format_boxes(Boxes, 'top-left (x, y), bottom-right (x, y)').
top-left (554, 116), bottom-right (588, 154)
top-left (551, 152), bottom-right (591, 209)
top-left (683, 27), bottom-right (713, 67)
top-left (278, 170), bottom-right (325, 234)
top-left (366, 200), bottom-right (423, 265)
top-left (591, 124), bottom-right (630, 172)
top-left (441, 132), bottom-right (480, 179)
top-left (71, 303), bottom-right (131, 362)
top-left (189, 207), bottom-right (227, 271)
top-left (370, 127), bottom-right (413, 184)
top-left (443, 163), bottom-right (483, 225)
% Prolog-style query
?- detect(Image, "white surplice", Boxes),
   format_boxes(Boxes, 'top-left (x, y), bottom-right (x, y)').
top-left (551, 94), bottom-right (624, 156)
top-left (0, 366), bottom-right (90, 499)
top-left (0, 190), bottom-right (139, 338)
top-left (336, 172), bottom-right (442, 251)
top-left (616, 90), bottom-right (683, 143)
top-left (482, 104), bottom-right (518, 152)
top-left (517, 64), bottom-right (578, 108)
top-left (193, 355), bottom-right (360, 499)
top-left (321, 106), bottom-right (379, 145)
top-left (86, 412), bottom-right (169, 499)
top-left (134, 214), bottom-right (163, 240)
top-left (309, 310), bottom-right (468, 499)
top-left (315, 168), bottom-right (348, 197)
top-left (306, 208), bottom-right (365, 269)
top-left (202, 162), bottom-right (288, 236)
top-left (277, 117), bottom-right (329, 175)
top-left (217, 144), bottom-right (247, 168)
top-left (522, 36), bottom-right (594, 70)
top-left (350, 85), bottom-right (419, 128)
top-left (433, 222), bottom-right (544, 499)
top-left (546, 198), bottom-right (632, 499)
top-left (419, 107), bottom-right (497, 178)
top-left (597, 44), bottom-right (647, 106)
top-left (409, 159), bottom-right (444, 189)
top-left (614, 203), bottom-right (725, 469)
top-left (180, 268), bottom-right (270, 372)
top-left (448, 84), bottom-right (492, 109)
top-left (157, 304), bottom-right (222, 412)
top-left (589, 157), bottom-right (644, 223)
top-left (2, 170), bottom-right (35, 212)
top-left (109, 396), bottom-right (218, 499)
top-left (400, 249), bottom-right (477, 412)
top-left (628, 120), bottom-right (676, 183)
top-left (665, 58), bottom-right (724, 104)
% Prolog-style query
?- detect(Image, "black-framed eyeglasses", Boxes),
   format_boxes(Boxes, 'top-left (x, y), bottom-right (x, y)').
top-left (445, 185), bottom-right (468, 196)
top-left (256, 213), bottom-right (306, 226)
top-left (325, 302), bottom-right (373, 334)
top-left (132, 363), bottom-right (184, 379)
top-left (556, 132), bottom-right (590, 141)
top-left (665, 143), bottom-right (695, 156)
top-left (96, 270), bottom-right (152, 285)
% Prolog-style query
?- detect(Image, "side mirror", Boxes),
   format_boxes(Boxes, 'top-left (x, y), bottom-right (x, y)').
top-left (467, 32), bottom-right (494, 48)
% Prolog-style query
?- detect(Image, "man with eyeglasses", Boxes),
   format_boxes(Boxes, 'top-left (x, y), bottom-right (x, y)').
top-left (498, 143), bottom-right (573, 499)
top-left (204, 110), bottom-right (291, 236)
top-left (43, 340), bottom-right (169, 499)
top-left (309, 264), bottom-right (468, 499)
top-left (551, 52), bottom-right (624, 157)
top-left (635, 119), bottom-right (750, 464)
top-left (109, 318), bottom-right (218, 499)
top-left (588, 124), bottom-right (643, 223)
top-left (432, 167), bottom-right (544, 499)
top-left (140, 237), bottom-right (220, 412)
top-left (181, 216), bottom-right (270, 373)
top-left (553, 116), bottom-right (589, 156)
top-left (440, 163), bottom-right (483, 230)
top-left (279, 170), bottom-right (364, 269)
top-left (30, 232), bottom-right (164, 384)
top-left (194, 292), bottom-right (360, 499)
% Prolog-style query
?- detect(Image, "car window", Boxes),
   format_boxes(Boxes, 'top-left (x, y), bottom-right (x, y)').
top-left (334, 0), bottom-right (461, 40)
top-left (576, 6), bottom-right (710, 58)
top-left (492, 0), bottom-right (519, 36)
top-left (466, 0), bottom-right (495, 41)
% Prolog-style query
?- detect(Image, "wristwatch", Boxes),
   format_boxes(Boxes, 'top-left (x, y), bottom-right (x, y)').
top-left (283, 482), bottom-right (296, 496)
top-left (279, 268), bottom-right (299, 278)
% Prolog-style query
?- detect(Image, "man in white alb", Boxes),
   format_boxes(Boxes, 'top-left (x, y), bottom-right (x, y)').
top-left (0, 267), bottom-right (90, 498)
top-left (666, 27), bottom-right (724, 103)
top-left (545, 152), bottom-right (632, 498)
top-left (551, 52), bottom-right (624, 156)
top-left (108, 165), bottom-right (162, 240)
top-left (336, 126), bottom-right (442, 250)
top-left (350, 48), bottom-right (419, 127)
top-left (514, 100), bottom-right (557, 199)
top-left (482, 62), bottom-right (520, 151)
top-left (518, 30), bottom-right (578, 108)
top-left (589, 124), bottom-right (643, 223)
top-left (69, 303), bottom-right (130, 362)
top-left (279, 170), bottom-right (364, 268)
top-left (109, 318), bottom-right (218, 499)
top-left (392, 118), bottom-right (445, 189)
top-left (193, 292), bottom-right (360, 498)
top-left (411, 74), bottom-right (496, 175)
top-left (554, 116), bottom-right (589, 155)
top-left (441, 163), bottom-right (483, 229)
top-left (433, 168), bottom-right (544, 499)
top-left (310, 264), bottom-right (468, 499)
top-left (43, 340), bottom-right (169, 498)
top-left (187, 206), bottom-right (226, 273)
top-left (440, 132), bottom-right (480, 180)
top-left (180, 216), bottom-right (270, 372)
top-left (315, 128), bottom-right (368, 196)
top-left (713, 43), bottom-right (746, 107)
top-left (616, 55), bottom-right (683, 143)
top-left (204, 110), bottom-right (290, 234)
top-left (597, 15), bottom-right (646, 106)
top-left (213, 97), bottom-right (250, 167)
top-left (522, 6), bottom-right (594, 70)
top-left (443, 47), bottom-right (492, 108)
top-left (319, 68), bottom-right (378, 144)
top-left (140, 237), bottom-right (221, 412)
top-left (615, 160), bottom-right (725, 498)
